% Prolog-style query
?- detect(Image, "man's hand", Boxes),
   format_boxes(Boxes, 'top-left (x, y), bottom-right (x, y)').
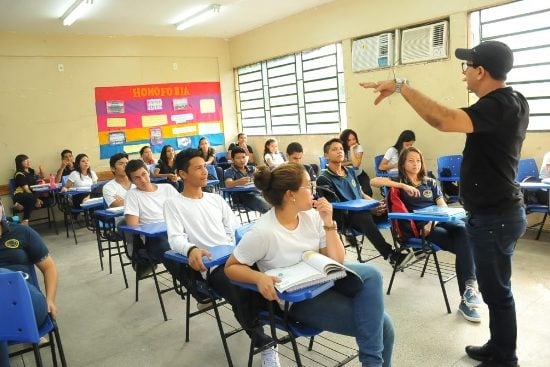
top-left (256, 273), bottom-right (280, 302)
top-left (359, 80), bottom-right (396, 105)
top-left (188, 247), bottom-right (212, 272)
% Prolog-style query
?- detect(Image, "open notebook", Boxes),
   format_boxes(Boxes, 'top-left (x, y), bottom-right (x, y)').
top-left (265, 251), bottom-right (361, 293)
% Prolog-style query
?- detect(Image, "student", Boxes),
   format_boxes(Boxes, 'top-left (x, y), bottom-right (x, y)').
top-left (225, 163), bottom-right (394, 367)
top-left (286, 142), bottom-right (317, 181)
top-left (13, 154), bottom-right (45, 225)
top-left (0, 201), bottom-right (59, 362)
top-left (317, 138), bottom-right (414, 268)
top-left (227, 132), bottom-right (255, 165)
top-left (139, 145), bottom-right (156, 175)
top-left (224, 147), bottom-right (270, 214)
top-left (198, 137), bottom-right (216, 165)
top-left (163, 148), bottom-right (278, 366)
top-left (362, 40), bottom-right (528, 367)
top-left (61, 153), bottom-right (98, 207)
top-left (340, 129), bottom-right (372, 196)
top-left (378, 130), bottom-right (416, 173)
top-left (124, 160), bottom-right (180, 271)
top-left (263, 138), bottom-right (286, 170)
top-left (371, 146), bottom-right (482, 322)
top-left (153, 145), bottom-right (180, 189)
top-left (55, 149), bottom-right (75, 183)
top-left (103, 153), bottom-right (134, 209)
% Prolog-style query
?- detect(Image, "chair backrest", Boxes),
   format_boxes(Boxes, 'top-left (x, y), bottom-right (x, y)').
top-left (437, 155), bottom-right (462, 178)
top-left (215, 152), bottom-right (228, 163)
top-left (61, 175), bottom-right (70, 187)
top-left (206, 164), bottom-right (218, 180)
top-left (374, 154), bottom-right (386, 176)
top-left (516, 158), bottom-right (539, 182)
top-left (235, 222), bottom-right (254, 244)
top-left (0, 271), bottom-right (41, 343)
top-left (319, 156), bottom-right (328, 170)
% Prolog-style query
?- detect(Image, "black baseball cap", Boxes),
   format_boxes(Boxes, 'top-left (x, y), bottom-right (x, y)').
top-left (455, 41), bottom-right (513, 80)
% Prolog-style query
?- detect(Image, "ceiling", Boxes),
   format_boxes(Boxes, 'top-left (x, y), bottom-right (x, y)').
top-left (0, 0), bottom-right (337, 39)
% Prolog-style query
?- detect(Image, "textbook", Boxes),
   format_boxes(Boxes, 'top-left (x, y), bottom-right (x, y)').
top-left (265, 251), bottom-right (360, 293)
top-left (413, 205), bottom-right (466, 217)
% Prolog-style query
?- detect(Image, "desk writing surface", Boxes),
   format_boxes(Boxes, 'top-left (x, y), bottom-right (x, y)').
top-left (118, 222), bottom-right (167, 237)
top-left (221, 183), bottom-right (257, 193)
top-left (232, 280), bottom-right (335, 302)
top-left (388, 211), bottom-right (466, 222)
top-left (95, 208), bottom-right (125, 219)
top-left (80, 198), bottom-right (105, 209)
top-left (164, 245), bottom-right (234, 267)
top-left (520, 182), bottom-right (550, 190)
top-left (332, 199), bottom-right (379, 211)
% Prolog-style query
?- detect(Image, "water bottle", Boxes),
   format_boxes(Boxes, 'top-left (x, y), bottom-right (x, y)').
top-left (49, 173), bottom-right (56, 189)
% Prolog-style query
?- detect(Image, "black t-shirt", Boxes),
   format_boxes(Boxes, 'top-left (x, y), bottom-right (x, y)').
top-left (460, 87), bottom-right (529, 214)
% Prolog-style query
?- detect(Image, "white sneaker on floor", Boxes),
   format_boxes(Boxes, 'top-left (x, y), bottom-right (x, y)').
top-left (196, 300), bottom-right (214, 312)
top-left (261, 345), bottom-right (281, 367)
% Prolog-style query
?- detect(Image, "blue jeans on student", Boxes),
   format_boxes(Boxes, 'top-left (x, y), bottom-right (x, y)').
top-left (427, 220), bottom-right (476, 296)
top-left (289, 263), bottom-right (394, 367)
top-left (466, 207), bottom-right (526, 363)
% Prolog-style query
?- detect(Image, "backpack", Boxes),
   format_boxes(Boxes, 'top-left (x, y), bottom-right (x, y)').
top-left (439, 168), bottom-right (459, 198)
top-left (521, 176), bottom-right (548, 205)
top-left (387, 187), bottom-right (422, 244)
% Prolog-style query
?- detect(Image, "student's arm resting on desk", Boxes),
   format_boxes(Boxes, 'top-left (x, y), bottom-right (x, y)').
top-left (360, 80), bottom-right (474, 133)
top-left (224, 176), bottom-right (251, 188)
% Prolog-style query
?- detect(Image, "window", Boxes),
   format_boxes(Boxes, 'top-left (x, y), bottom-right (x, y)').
top-left (471, 0), bottom-right (550, 131)
top-left (235, 43), bottom-right (346, 135)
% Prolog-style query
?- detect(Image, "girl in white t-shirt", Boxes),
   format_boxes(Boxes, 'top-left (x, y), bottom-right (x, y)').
top-left (225, 163), bottom-right (394, 367)
top-left (340, 129), bottom-right (372, 197)
top-left (379, 130), bottom-right (416, 174)
top-left (61, 153), bottom-right (98, 207)
top-left (263, 138), bottom-right (286, 170)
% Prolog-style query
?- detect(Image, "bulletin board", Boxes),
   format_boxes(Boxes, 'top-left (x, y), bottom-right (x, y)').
top-left (95, 82), bottom-right (224, 159)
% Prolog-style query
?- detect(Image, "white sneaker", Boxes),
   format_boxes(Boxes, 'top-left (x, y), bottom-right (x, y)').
top-left (260, 345), bottom-right (281, 367)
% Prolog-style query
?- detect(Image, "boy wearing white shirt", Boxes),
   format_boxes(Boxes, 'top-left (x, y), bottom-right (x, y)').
top-left (164, 149), bottom-right (280, 367)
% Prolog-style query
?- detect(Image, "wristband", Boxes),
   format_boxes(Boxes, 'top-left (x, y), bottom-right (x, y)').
top-left (186, 246), bottom-right (198, 257)
top-left (395, 77), bottom-right (408, 94)
top-left (323, 220), bottom-right (338, 232)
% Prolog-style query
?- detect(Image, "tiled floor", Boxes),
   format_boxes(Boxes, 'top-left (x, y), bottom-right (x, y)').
top-left (8, 220), bottom-right (550, 367)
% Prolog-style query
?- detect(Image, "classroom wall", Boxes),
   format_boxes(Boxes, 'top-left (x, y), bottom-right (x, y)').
top-left (0, 33), bottom-right (235, 197)
top-left (228, 0), bottom-right (549, 175)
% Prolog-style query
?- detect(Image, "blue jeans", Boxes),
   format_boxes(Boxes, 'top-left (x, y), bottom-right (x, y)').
top-left (427, 220), bottom-right (476, 296)
top-left (289, 263), bottom-right (394, 367)
top-left (466, 207), bottom-right (526, 363)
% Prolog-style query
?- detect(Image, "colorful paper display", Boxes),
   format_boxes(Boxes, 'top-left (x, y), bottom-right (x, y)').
top-left (95, 82), bottom-right (224, 159)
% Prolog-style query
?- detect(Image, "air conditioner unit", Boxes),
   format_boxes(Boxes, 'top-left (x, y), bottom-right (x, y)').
top-left (401, 20), bottom-right (448, 64)
top-left (352, 32), bottom-right (394, 72)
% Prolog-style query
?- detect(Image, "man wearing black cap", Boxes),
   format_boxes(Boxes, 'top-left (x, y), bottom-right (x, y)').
top-left (360, 41), bottom-right (529, 367)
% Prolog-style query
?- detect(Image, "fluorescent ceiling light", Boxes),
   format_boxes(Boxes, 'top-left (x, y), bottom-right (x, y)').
top-left (62, 0), bottom-right (94, 27)
top-left (176, 4), bottom-right (222, 31)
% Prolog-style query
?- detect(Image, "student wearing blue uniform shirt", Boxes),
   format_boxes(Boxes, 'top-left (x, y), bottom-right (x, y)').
top-left (0, 201), bottom-right (59, 363)
top-left (371, 146), bottom-right (481, 322)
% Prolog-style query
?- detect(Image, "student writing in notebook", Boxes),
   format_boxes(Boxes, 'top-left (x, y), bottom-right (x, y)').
top-left (225, 163), bottom-right (394, 367)
top-left (371, 146), bottom-right (482, 322)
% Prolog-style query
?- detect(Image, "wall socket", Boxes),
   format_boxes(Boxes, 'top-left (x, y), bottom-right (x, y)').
top-left (172, 62), bottom-right (178, 71)
top-left (57, 63), bottom-right (64, 72)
